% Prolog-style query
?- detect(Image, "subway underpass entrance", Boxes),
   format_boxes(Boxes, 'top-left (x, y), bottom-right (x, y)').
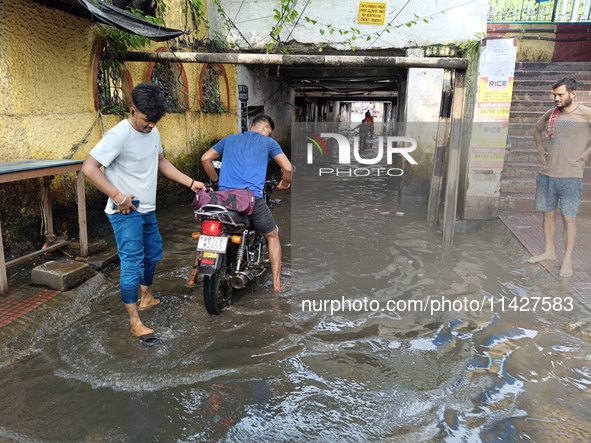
top-left (126, 51), bottom-right (467, 249)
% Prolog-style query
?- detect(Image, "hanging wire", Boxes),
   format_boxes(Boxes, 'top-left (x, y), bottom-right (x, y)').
top-left (284, 0), bottom-right (311, 44)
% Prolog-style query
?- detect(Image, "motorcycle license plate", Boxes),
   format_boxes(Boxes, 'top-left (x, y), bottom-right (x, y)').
top-left (197, 235), bottom-right (228, 252)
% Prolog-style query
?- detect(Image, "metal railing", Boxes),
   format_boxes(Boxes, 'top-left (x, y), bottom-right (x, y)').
top-left (488, 0), bottom-right (591, 22)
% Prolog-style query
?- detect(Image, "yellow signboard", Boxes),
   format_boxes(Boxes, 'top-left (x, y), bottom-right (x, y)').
top-left (477, 77), bottom-right (514, 103)
top-left (358, 2), bottom-right (386, 25)
top-left (471, 122), bottom-right (509, 149)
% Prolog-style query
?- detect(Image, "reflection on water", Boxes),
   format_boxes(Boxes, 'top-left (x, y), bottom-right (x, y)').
top-left (0, 180), bottom-right (591, 442)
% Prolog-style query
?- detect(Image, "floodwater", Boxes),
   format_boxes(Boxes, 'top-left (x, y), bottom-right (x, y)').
top-left (1, 168), bottom-right (591, 442)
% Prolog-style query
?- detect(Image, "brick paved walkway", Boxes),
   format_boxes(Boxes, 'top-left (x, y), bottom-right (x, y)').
top-left (0, 286), bottom-right (60, 328)
top-left (0, 256), bottom-right (61, 328)
top-left (499, 211), bottom-right (591, 310)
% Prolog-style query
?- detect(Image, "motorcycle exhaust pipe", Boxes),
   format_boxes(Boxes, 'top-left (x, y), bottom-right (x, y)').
top-left (231, 270), bottom-right (255, 289)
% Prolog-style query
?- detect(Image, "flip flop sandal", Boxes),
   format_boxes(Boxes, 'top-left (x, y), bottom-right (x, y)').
top-left (139, 334), bottom-right (161, 347)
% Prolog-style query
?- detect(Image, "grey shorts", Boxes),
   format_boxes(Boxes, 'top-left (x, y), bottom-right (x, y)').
top-left (534, 173), bottom-right (582, 217)
top-left (250, 197), bottom-right (277, 234)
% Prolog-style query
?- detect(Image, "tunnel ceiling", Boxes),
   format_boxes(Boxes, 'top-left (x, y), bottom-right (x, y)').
top-left (266, 65), bottom-right (403, 101)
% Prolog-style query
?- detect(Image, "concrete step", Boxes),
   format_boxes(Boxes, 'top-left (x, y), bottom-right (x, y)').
top-left (509, 79), bottom-right (591, 91)
top-left (501, 162), bottom-right (539, 178)
top-left (508, 123), bottom-right (538, 136)
top-left (514, 71), bottom-right (591, 82)
top-left (508, 133), bottom-right (591, 153)
top-left (515, 62), bottom-right (591, 72)
top-left (502, 162), bottom-right (591, 179)
top-left (508, 110), bottom-right (542, 123)
top-left (507, 134), bottom-right (534, 149)
top-left (500, 178), bottom-right (536, 194)
top-left (498, 193), bottom-right (535, 212)
top-left (31, 259), bottom-right (95, 292)
top-left (511, 100), bottom-right (554, 112)
top-left (63, 239), bottom-right (108, 257)
top-left (504, 149), bottom-right (539, 163)
top-left (511, 89), bottom-right (591, 102)
top-left (85, 246), bottom-right (119, 271)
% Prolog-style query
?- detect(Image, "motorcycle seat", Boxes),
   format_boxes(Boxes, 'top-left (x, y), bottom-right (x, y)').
top-left (226, 210), bottom-right (252, 227)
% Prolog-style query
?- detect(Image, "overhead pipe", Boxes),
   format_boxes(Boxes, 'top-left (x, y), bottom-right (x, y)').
top-left (126, 51), bottom-right (469, 70)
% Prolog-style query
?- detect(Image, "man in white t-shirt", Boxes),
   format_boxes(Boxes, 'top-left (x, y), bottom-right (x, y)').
top-left (82, 82), bottom-right (205, 344)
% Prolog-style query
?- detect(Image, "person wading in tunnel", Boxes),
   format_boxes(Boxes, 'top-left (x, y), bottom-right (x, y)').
top-left (529, 77), bottom-right (591, 278)
top-left (364, 110), bottom-right (375, 139)
top-left (82, 82), bottom-right (206, 342)
top-left (201, 114), bottom-right (292, 291)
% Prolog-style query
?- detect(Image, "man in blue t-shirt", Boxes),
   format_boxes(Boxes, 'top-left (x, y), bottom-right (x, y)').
top-left (201, 115), bottom-right (292, 291)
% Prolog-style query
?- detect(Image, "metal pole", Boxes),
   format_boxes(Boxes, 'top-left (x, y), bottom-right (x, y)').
top-left (552, 0), bottom-right (560, 21)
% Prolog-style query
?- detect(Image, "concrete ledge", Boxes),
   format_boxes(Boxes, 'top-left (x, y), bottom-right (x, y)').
top-left (31, 259), bottom-right (93, 291)
top-left (64, 239), bottom-right (108, 257)
top-left (84, 246), bottom-right (119, 271)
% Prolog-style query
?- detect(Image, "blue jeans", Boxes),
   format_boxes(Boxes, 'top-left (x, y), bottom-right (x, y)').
top-left (107, 211), bottom-right (163, 304)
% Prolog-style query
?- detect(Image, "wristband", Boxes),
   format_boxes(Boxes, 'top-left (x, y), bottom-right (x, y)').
top-left (111, 191), bottom-right (121, 200)
top-left (190, 179), bottom-right (195, 189)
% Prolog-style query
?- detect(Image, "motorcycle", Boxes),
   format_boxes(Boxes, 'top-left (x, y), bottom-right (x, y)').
top-left (191, 169), bottom-right (283, 315)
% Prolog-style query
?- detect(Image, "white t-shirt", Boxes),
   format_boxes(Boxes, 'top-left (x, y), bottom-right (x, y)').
top-left (89, 119), bottom-right (163, 214)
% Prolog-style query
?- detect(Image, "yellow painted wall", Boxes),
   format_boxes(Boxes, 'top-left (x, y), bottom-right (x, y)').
top-left (0, 0), bottom-right (238, 163)
top-left (0, 0), bottom-right (98, 161)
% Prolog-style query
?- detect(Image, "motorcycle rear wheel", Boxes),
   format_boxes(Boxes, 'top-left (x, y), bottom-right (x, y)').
top-left (203, 271), bottom-right (231, 315)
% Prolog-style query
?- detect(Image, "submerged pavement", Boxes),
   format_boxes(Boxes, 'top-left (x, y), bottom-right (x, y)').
top-left (1, 210), bottom-right (591, 367)
top-left (1, 200), bottom-right (591, 441)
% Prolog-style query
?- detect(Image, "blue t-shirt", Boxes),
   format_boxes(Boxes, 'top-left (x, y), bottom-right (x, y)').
top-left (213, 131), bottom-right (284, 198)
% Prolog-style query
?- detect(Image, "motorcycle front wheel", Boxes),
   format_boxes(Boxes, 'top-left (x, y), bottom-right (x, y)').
top-left (203, 271), bottom-right (231, 315)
